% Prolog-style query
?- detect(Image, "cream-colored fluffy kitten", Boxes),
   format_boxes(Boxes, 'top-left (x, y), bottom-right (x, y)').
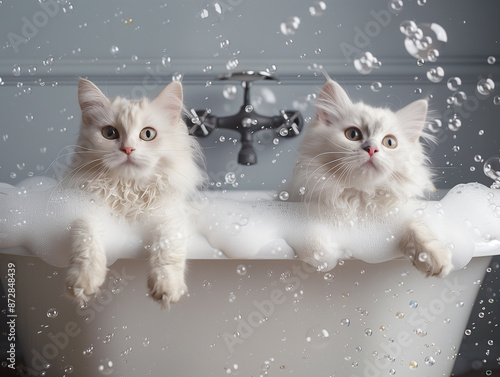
top-left (289, 80), bottom-right (452, 277)
top-left (65, 79), bottom-right (204, 307)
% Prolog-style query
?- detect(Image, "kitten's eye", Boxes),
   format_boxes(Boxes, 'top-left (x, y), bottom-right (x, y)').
top-left (102, 126), bottom-right (119, 140)
top-left (382, 135), bottom-right (398, 149)
top-left (140, 127), bottom-right (157, 141)
top-left (345, 127), bottom-right (362, 141)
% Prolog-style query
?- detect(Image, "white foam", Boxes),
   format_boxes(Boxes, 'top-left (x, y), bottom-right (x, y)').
top-left (0, 178), bottom-right (499, 270)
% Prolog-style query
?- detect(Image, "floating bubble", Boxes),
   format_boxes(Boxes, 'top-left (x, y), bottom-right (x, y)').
top-left (448, 116), bottom-right (461, 131)
top-left (172, 72), bottom-right (182, 82)
top-left (447, 77), bottom-right (462, 91)
top-left (477, 78), bottom-right (495, 95)
top-left (403, 23), bottom-right (447, 61)
top-left (409, 300), bottom-right (418, 308)
top-left (64, 365), bottom-right (74, 374)
top-left (353, 51), bottom-right (381, 75)
top-left (417, 59), bottom-right (425, 66)
top-left (279, 191), bottom-right (289, 201)
top-left (46, 308), bottom-right (58, 318)
top-left (396, 311), bottom-right (405, 319)
top-left (425, 356), bottom-right (436, 366)
top-left (280, 16), bottom-right (300, 35)
top-left (452, 91), bottom-right (467, 106)
top-left (110, 45), bottom-right (119, 55)
top-left (364, 328), bottom-right (373, 336)
top-left (484, 156), bottom-right (500, 186)
top-left (226, 57), bottom-right (239, 70)
top-left (390, 0), bottom-right (403, 11)
top-left (323, 272), bottom-right (334, 281)
top-left (370, 81), bottom-right (382, 92)
top-left (340, 318), bottom-right (350, 327)
top-left (12, 65), bottom-right (22, 76)
top-left (222, 85), bottom-right (237, 100)
top-left (161, 55), bottom-right (171, 67)
top-left (427, 119), bottom-right (443, 133)
top-left (474, 155), bottom-right (483, 163)
top-left (225, 172), bottom-right (236, 184)
top-left (426, 66), bottom-right (444, 83)
top-left (487, 56), bottom-right (496, 65)
top-left (97, 359), bottom-right (114, 375)
top-left (305, 325), bottom-right (330, 349)
top-left (452, 146), bottom-right (460, 153)
top-left (279, 128), bottom-right (289, 137)
top-left (409, 360), bottom-right (418, 369)
top-left (494, 96), bottom-right (500, 105)
top-left (236, 264), bottom-right (247, 276)
top-left (83, 345), bottom-right (94, 357)
top-left (220, 39), bottom-right (230, 49)
top-left (309, 2), bottom-right (326, 16)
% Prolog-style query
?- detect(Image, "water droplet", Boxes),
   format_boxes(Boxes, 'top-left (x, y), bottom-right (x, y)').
top-left (12, 65), bottom-right (21, 76)
top-left (309, 1), bottom-right (326, 16)
top-left (219, 136), bottom-right (226, 142)
top-left (226, 57), bottom-right (239, 70)
top-left (418, 253), bottom-right (428, 262)
top-left (488, 339), bottom-right (494, 346)
top-left (447, 77), bottom-right (462, 91)
top-left (487, 56), bottom-right (496, 65)
top-left (46, 308), bottom-right (58, 318)
top-left (464, 329), bottom-right (471, 335)
top-left (474, 155), bottom-right (483, 163)
top-left (390, 0), bottom-right (403, 11)
top-left (64, 365), bottom-right (73, 374)
top-left (409, 300), bottom-right (418, 308)
top-left (424, 356), bottom-right (436, 366)
top-left (477, 78), bottom-right (495, 95)
top-left (370, 81), bottom-right (382, 92)
top-left (279, 191), bottom-right (289, 201)
top-left (280, 16), bottom-right (301, 35)
top-left (452, 145), bottom-right (460, 153)
top-left (484, 156), bottom-right (500, 184)
top-left (110, 45), bottom-right (119, 55)
top-left (426, 66), bottom-right (445, 83)
top-left (161, 55), bottom-right (171, 67)
top-left (340, 318), bottom-right (350, 327)
top-left (448, 116), bottom-right (461, 131)
top-left (97, 358), bottom-right (114, 375)
top-left (273, 138), bottom-right (280, 145)
top-left (236, 264), bottom-right (247, 276)
top-left (365, 328), bottom-right (373, 336)
top-left (305, 325), bottom-right (330, 349)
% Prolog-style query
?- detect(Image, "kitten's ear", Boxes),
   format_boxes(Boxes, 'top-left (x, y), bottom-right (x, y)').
top-left (152, 81), bottom-right (183, 124)
top-left (78, 78), bottom-right (110, 125)
top-left (316, 80), bottom-right (352, 126)
top-left (397, 99), bottom-right (428, 142)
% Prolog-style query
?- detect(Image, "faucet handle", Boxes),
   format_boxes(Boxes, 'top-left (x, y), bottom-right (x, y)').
top-left (186, 108), bottom-right (216, 137)
top-left (277, 110), bottom-right (303, 137)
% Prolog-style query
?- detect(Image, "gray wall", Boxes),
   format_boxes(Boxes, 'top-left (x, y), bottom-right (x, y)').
top-left (0, 1), bottom-right (499, 375)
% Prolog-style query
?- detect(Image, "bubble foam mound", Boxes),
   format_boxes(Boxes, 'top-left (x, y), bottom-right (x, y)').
top-left (0, 178), bottom-right (499, 270)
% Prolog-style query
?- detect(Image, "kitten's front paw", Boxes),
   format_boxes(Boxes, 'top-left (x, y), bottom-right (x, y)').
top-left (148, 266), bottom-right (187, 309)
top-left (400, 221), bottom-right (453, 278)
top-left (66, 266), bottom-right (107, 304)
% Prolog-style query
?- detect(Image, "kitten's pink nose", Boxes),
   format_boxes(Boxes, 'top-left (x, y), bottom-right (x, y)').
top-left (364, 146), bottom-right (379, 157)
top-left (121, 147), bottom-right (135, 155)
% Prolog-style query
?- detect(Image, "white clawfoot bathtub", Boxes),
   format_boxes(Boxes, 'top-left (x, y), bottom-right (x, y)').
top-left (1, 180), bottom-right (499, 376)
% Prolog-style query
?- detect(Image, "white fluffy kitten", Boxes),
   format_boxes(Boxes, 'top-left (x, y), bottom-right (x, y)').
top-left (65, 78), bottom-right (205, 307)
top-left (289, 80), bottom-right (452, 277)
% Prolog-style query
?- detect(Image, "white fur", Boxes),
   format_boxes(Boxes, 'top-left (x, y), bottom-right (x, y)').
top-left (289, 80), bottom-right (452, 276)
top-left (65, 79), bottom-right (205, 307)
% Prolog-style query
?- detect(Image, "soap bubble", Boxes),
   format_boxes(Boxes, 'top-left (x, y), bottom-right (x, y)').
top-left (403, 23), bottom-right (447, 61)
top-left (236, 264), bottom-right (247, 275)
top-left (64, 365), bottom-right (74, 374)
top-left (474, 155), bottom-right (483, 163)
top-left (12, 65), bottom-right (22, 76)
top-left (447, 77), bottom-right (462, 91)
top-left (370, 82), bottom-right (382, 92)
top-left (409, 360), bottom-right (418, 369)
top-left (364, 328), bottom-right (373, 336)
top-left (426, 66), bottom-right (444, 83)
top-left (226, 57), bottom-right (239, 70)
top-left (225, 172), bottom-right (236, 184)
top-left (477, 78), bottom-right (495, 95)
top-left (396, 311), bottom-right (405, 319)
top-left (487, 56), bottom-right (496, 64)
top-left (280, 16), bottom-right (300, 35)
top-left (340, 318), bottom-right (350, 327)
top-left (452, 91), bottom-right (467, 106)
top-left (425, 356), bottom-right (436, 366)
top-left (448, 116), bottom-right (461, 131)
top-left (110, 45), bottom-right (119, 55)
top-left (353, 51), bottom-right (381, 74)
top-left (161, 55), bottom-right (171, 67)
top-left (97, 359), bottom-right (114, 375)
top-left (309, 2), bottom-right (326, 16)
top-left (172, 72), bottom-right (182, 81)
top-left (427, 119), bottom-right (443, 133)
top-left (46, 308), bottom-right (58, 318)
top-left (279, 191), bottom-right (289, 201)
top-left (390, 0), bottom-right (403, 11)
top-left (305, 325), bottom-right (330, 349)
top-left (409, 300), bottom-right (418, 308)
top-left (484, 156), bottom-right (500, 187)
top-left (223, 85), bottom-right (237, 100)
top-left (494, 96), bottom-right (500, 105)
